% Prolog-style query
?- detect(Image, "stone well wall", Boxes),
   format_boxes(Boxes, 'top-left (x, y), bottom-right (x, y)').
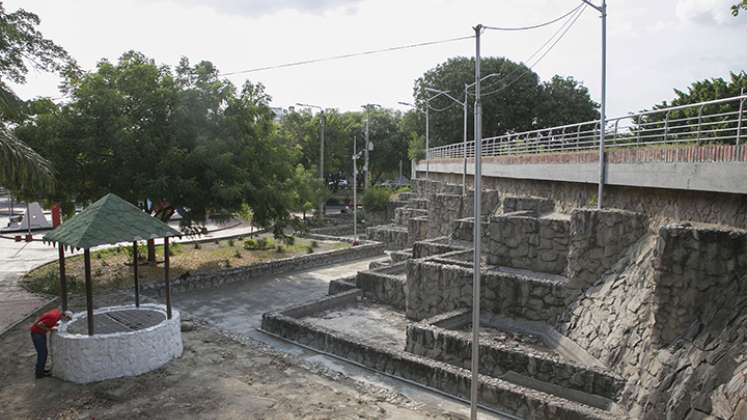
top-left (51, 304), bottom-right (182, 384)
top-left (566, 208), bottom-right (647, 289)
top-left (651, 223), bottom-right (747, 347)
top-left (484, 214), bottom-right (570, 275)
top-left (405, 260), bottom-right (568, 322)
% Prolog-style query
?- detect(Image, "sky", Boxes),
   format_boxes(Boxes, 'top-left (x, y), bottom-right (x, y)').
top-left (7, 0), bottom-right (747, 121)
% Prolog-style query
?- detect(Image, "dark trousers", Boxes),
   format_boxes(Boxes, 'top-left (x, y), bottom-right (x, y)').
top-left (31, 332), bottom-right (47, 374)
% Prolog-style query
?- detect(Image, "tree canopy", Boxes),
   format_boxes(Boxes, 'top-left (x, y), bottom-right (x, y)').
top-left (16, 52), bottom-right (297, 229)
top-left (412, 57), bottom-right (599, 147)
top-left (0, 4), bottom-right (75, 192)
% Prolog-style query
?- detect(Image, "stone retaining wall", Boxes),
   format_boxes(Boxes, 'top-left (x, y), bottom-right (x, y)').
top-left (566, 209), bottom-right (647, 289)
top-left (651, 223), bottom-right (747, 347)
top-left (355, 264), bottom-right (407, 310)
top-left (502, 195), bottom-right (555, 215)
top-left (146, 240), bottom-right (384, 296)
top-left (408, 216), bottom-right (428, 245)
top-left (428, 193), bottom-right (464, 237)
top-left (485, 214), bottom-right (570, 275)
top-left (405, 260), bottom-right (568, 322)
top-left (394, 207), bottom-right (428, 226)
top-left (406, 311), bottom-right (624, 402)
top-left (366, 224), bottom-right (409, 250)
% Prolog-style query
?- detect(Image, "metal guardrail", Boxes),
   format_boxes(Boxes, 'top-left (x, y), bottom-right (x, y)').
top-left (428, 94), bottom-right (747, 161)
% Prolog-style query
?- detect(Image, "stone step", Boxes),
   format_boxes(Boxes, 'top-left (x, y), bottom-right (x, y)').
top-left (406, 310), bottom-right (624, 405)
top-left (262, 298), bottom-right (619, 420)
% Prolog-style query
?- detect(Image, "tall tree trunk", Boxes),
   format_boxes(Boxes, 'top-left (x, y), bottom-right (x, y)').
top-left (147, 239), bottom-right (156, 263)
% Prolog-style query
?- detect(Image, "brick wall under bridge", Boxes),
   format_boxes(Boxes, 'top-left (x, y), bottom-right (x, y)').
top-left (417, 145), bottom-right (747, 229)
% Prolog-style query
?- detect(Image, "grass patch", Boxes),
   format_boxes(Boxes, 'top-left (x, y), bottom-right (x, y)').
top-left (22, 235), bottom-right (351, 295)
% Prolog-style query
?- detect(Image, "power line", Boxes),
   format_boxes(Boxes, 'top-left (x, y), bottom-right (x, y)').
top-left (476, 4), bottom-right (586, 99)
top-left (483, 4), bottom-right (584, 32)
top-left (218, 35), bottom-right (475, 77)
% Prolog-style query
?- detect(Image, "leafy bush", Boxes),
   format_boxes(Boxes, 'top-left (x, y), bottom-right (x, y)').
top-left (306, 245), bottom-right (314, 254)
top-left (233, 249), bottom-right (242, 259)
top-left (244, 237), bottom-right (271, 250)
top-left (284, 236), bottom-right (295, 246)
top-left (310, 240), bottom-right (319, 248)
top-left (275, 245), bottom-right (285, 253)
top-left (228, 239), bottom-right (235, 247)
top-left (362, 187), bottom-right (392, 212)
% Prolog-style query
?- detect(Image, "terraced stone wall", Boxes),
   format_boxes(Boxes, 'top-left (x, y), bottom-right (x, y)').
top-left (566, 208), bottom-right (647, 289)
top-left (405, 260), bottom-right (568, 322)
top-left (484, 214), bottom-right (570, 274)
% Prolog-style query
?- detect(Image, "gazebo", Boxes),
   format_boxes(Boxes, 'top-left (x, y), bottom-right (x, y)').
top-left (43, 193), bottom-right (181, 335)
top-left (42, 193), bottom-right (184, 383)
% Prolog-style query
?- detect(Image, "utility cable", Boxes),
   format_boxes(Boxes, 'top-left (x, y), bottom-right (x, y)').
top-left (475, 4), bottom-right (586, 99)
top-left (219, 35), bottom-right (475, 76)
top-left (482, 4), bottom-right (583, 31)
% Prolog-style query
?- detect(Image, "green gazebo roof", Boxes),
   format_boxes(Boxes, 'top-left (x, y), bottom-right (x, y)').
top-left (44, 193), bottom-right (180, 249)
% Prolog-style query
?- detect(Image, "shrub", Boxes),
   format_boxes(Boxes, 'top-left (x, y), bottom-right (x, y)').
top-left (284, 236), bottom-right (295, 246)
top-left (275, 245), bottom-right (284, 253)
top-left (233, 249), bottom-right (242, 259)
top-left (362, 187), bottom-right (392, 212)
top-left (306, 245), bottom-right (314, 254)
top-left (194, 242), bottom-right (201, 250)
top-left (228, 239), bottom-right (235, 247)
top-left (311, 240), bottom-right (319, 248)
top-left (244, 237), bottom-right (271, 250)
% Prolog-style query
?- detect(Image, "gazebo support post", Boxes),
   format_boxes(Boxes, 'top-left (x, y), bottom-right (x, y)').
top-left (84, 249), bottom-right (94, 336)
top-left (58, 243), bottom-right (68, 312)
top-left (164, 237), bottom-right (172, 319)
top-left (133, 241), bottom-right (140, 308)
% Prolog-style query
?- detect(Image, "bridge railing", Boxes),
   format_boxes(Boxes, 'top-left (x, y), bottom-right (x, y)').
top-left (428, 94), bottom-right (747, 162)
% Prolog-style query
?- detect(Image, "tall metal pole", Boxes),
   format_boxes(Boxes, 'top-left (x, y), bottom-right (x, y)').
top-left (164, 236), bottom-right (172, 319)
top-left (84, 249), bottom-right (94, 336)
top-left (470, 24), bottom-right (483, 420)
top-left (320, 111), bottom-right (325, 219)
top-left (463, 83), bottom-right (469, 195)
top-left (597, 0), bottom-right (607, 209)
top-left (364, 118), bottom-right (370, 189)
top-left (58, 245), bottom-right (67, 312)
top-left (353, 136), bottom-right (358, 242)
top-left (425, 105), bottom-right (430, 179)
top-left (133, 241), bottom-right (140, 308)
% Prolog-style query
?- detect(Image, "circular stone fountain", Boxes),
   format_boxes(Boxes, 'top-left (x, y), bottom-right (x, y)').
top-left (51, 303), bottom-right (183, 383)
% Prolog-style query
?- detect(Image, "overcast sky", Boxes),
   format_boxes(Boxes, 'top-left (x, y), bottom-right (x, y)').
top-left (7, 0), bottom-right (746, 120)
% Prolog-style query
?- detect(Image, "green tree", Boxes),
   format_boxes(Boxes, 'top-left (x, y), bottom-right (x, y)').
top-left (0, 4), bottom-right (75, 192)
top-left (16, 52), bottom-right (298, 233)
top-left (412, 57), bottom-right (599, 147)
top-left (535, 76), bottom-right (599, 128)
top-left (732, 1), bottom-right (747, 16)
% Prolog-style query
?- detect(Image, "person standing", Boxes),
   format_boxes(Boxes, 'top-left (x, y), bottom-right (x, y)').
top-left (30, 308), bottom-right (72, 378)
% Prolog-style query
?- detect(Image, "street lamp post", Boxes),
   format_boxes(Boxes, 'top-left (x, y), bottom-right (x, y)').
top-left (470, 24), bottom-right (483, 420)
top-left (352, 136), bottom-right (363, 243)
top-left (297, 102), bottom-right (326, 219)
top-left (581, 0), bottom-right (607, 208)
top-left (425, 87), bottom-right (468, 196)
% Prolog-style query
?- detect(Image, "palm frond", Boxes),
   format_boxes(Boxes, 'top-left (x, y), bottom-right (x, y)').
top-left (0, 125), bottom-right (53, 191)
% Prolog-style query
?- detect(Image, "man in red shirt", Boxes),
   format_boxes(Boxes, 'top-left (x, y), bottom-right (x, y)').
top-left (30, 308), bottom-right (72, 378)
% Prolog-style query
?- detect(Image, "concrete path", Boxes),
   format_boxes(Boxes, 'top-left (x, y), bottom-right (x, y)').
top-left (172, 256), bottom-right (502, 419)
top-left (173, 256), bottom-right (381, 335)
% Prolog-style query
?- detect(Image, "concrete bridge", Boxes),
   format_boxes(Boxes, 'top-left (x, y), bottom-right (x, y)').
top-left (418, 94), bottom-right (747, 227)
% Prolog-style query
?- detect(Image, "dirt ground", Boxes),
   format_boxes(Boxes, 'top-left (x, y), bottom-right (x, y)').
top-left (0, 293), bottom-right (464, 420)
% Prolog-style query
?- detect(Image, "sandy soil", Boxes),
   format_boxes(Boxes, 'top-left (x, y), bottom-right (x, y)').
top-left (0, 297), bottom-right (463, 420)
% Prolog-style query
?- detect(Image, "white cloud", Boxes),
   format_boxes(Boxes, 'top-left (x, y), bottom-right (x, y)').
top-left (675, 0), bottom-right (741, 25)
top-left (166, 0), bottom-right (363, 16)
